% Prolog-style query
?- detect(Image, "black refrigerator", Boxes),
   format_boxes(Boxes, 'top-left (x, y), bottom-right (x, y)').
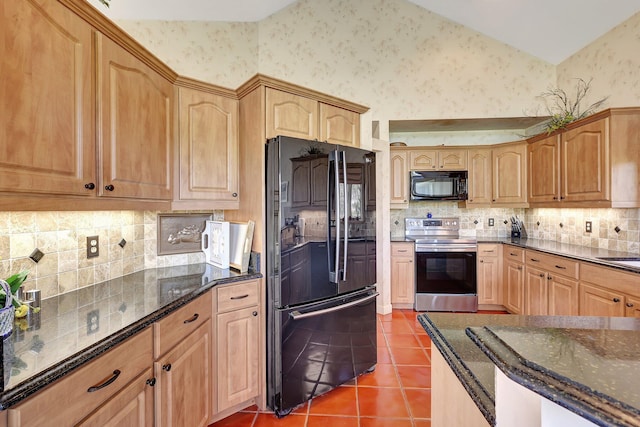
top-left (265, 136), bottom-right (378, 417)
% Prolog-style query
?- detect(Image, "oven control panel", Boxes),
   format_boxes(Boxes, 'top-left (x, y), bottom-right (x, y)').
top-left (405, 217), bottom-right (459, 230)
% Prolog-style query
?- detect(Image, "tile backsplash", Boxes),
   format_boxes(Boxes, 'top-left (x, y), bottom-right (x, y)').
top-left (391, 203), bottom-right (640, 255)
top-left (0, 210), bottom-right (222, 299)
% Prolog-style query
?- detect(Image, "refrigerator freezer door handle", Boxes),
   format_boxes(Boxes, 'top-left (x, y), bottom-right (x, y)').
top-left (328, 150), bottom-right (340, 284)
top-left (289, 292), bottom-right (379, 320)
top-left (341, 150), bottom-right (348, 282)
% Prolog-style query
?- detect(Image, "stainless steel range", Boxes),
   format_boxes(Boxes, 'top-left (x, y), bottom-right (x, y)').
top-left (405, 217), bottom-right (478, 312)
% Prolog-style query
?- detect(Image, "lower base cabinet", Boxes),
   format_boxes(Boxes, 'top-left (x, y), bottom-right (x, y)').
top-left (156, 321), bottom-right (212, 427)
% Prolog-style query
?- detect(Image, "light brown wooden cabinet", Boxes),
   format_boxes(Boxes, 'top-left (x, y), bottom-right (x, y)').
top-left (215, 280), bottom-right (261, 413)
top-left (391, 242), bottom-right (415, 308)
top-left (503, 246), bottom-right (525, 314)
top-left (492, 142), bottom-right (527, 206)
top-left (173, 83), bottom-right (239, 209)
top-left (528, 108), bottom-right (640, 208)
top-left (477, 244), bottom-right (501, 306)
top-left (409, 148), bottom-right (467, 170)
top-left (579, 262), bottom-right (640, 317)
top-left (524, 251), bottom-right (579, 316)
top-left (467, 149), bottom-right (493, 206)
top-left (97, 33), bottom-right (173, 201)
top-left (265, 87), bottom-right (361, 147)
top-left (390, 149), bottom-right (409, 208)
top-left (0, 0), bottom-right (95, 198)
top-left (154, 291), bottom-right (213, 427)
top-left (8, 328), bottom-right (154, 427)
top-left (290, 155), bottom-right (328, 208)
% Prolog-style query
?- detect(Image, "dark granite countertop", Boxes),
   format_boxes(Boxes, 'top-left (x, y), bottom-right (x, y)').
top-left (419, 313), bottom-right (640, 426)
top-left (1, 263), bottom-right (261, 409)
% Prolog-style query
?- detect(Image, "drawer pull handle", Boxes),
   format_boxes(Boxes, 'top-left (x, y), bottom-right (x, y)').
top-left (530, 258), bottom-right (540, 262)
top-left (230, 294), bottom-right (249, 300)
top-left (162, 363), bottom-right (172, 372)
top-left (485, 250), bottom-right (495, 253)
top-left (146, 378), bottom-right (156, 387)
top-left (613, 298), bottom-right (621, 303)
top-left (510, 252), bottom-right (517, 256)
top-left (554, 265), bottom-right (567, 270)
top-left (88, 370), bottom-right (121, 392)
top-left (183, 313), bottom-right (199, 324)
top-left (398, 250), bottom-right (408, 253)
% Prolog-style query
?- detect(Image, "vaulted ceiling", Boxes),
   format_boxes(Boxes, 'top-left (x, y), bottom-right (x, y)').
top-left (88, 0), bottom-right (640, 64)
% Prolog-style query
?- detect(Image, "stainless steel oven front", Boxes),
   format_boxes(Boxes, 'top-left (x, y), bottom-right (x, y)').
top-left (404, 216), bottom-right (478, 312)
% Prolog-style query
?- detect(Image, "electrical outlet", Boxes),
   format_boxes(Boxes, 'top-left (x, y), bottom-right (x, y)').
top-left (86, 235), bottom-right (99, 258)
top-left (87, 310), bottom-right (99, 335)
top-left (585, 221), bottom-right (592, 233)
top-left (488, 218), bottom-right (494, 227)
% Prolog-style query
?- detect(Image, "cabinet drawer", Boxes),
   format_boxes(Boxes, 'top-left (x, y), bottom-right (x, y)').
top-left (154, 291), bottom-right (212, 358)
top-left (504, 245), bottom-right (525, 263)
top-left (8, 328), bottom-right (152, 427)
top-left (217, 280), bottom-right (260, 313)
top-left (527, 251), bottom-right (579, 280)
top-left (391, 242), bottom-right (414, 257)
top-left (478, 244), bottom-right (499, 257)
top-left (581, 262), bottom-right (640, 298)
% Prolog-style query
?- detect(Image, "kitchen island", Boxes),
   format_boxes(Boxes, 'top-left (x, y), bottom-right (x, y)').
top-left (419, 313), bottom-right (640, 427)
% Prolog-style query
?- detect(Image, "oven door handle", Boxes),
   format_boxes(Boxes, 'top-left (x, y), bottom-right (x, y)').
top-left (289, 292), bottom-right (379, 320)
top-left (416, 245), bottom-right (477, 253)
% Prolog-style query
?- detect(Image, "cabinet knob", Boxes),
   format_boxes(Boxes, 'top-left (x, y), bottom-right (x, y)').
top-left (232, 192), bottom-right (238, 197)
top-left (492, 199), bottom-right (496, 202)
top-left (626, 302), bottom-right (634, 308)
top-left (613, 298), bottom-right (621, 303)
top-left (547, 275), bottom-right (552, 280)
top-left (253, 311), bottom-right (258, 317)
top-left (480, 260), bottom-right (484, 263)
top-left (105, 184), bottom-right (115, 191)
top-left (560, 196), bottom-right (565, 200)
top-left (469, 199), bottom-right (473, 202)
top-left (517, 266), bottom-right (522, 270)
top-left (146, 378), bottom-right (156, 387)
top-left (84, 182), bottom-right (95, 190)
top-left (539, 273), bottom-right (545, 278)
top-left (162, 363), bottom-right (172, 372)
top-left (552, 196), bottom-right (557, 200)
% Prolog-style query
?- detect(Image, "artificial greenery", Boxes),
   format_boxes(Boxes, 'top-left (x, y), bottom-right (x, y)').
top-left (0, 271), bottom-right (29, 308)
top-left (538, 78), bottom-right (608, 134)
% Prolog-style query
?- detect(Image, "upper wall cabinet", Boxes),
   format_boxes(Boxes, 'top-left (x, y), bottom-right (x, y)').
top-left (319, 103), bottom-right (360, 147)
top-left (467, 148), bottom-right (492, 206)
top-left (0, 0), bottom-right (95, 197)
top-left (409, 148), bottom-right (467, 171)
top-left (266, 88), bottom-right (318, 140)
top-left (390, 149), bottom-right (409, 209)
top-left (492, 142), bottom-right (527, 206)
top-left (259, 80), bottom-right (367, 147)
top-left (97, 34), bottom-right (173, 201)
top-left (173, 82), bottom-right (239, 210)
top-left (527, 108), bottom-right (640, 208)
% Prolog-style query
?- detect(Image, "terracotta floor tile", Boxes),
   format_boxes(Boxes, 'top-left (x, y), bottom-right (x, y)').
top-left (357, 363), bottom-right (400, 387)
top-left (396, 365), bottom-right (432, 388)
top-left (376, 334), bottom-right (387, 347)
top-left (241, 404), bottom-right (259, 412)
top-left (404, 388), bottom-right (432, 418)
top-left (413, 419), bottom-right (432, 427)
top-left (377, 345), bottom-right (393, 364)
top-left (209, 411), bottom-right (256, 427)
top-left (380, 321), bottom-right (414, 334)
top-left (359, 417), bottom-right (413, 427)
top-left (309, 385), bottom-right (358, 416)
top-left (357, 387), bottom-right (410, 418)
top-left (307, 415), bottom-right (359, 426)
top-left (253, 413), bottom-right (307, 427)
top-left (386, 333), bottom-right (421, 348)
top-left (290, 401), bottom-right (309, 415)
top-left (391, 347), bottom-right (430, 365)
top-left (416, 334), bottom-right (432, 348)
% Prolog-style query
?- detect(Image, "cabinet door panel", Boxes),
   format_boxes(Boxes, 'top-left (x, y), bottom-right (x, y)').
top-left (156, 322), bottom-right (212, 427)
top-left (266, 88), bottom-right (318, 140)
top-left (439, 149), bottom-right (467, 170)
top-left (177, 87), bottom-right (238, 202)
top-left (391, 243), bottom-right (414, 305)
top-left (409, 150), bottom-right (437, 170)
top-left (0, 0), bottom-right (95, 196)
top-left (492, 144), bottom-right (527, 205)
top-left (217, 307), bottom-right (260, 411)
top-left (98, 34), bottom-right (172, 200)
top-left (525, 266), bottom-right (548, 315)
top-left (579, 283), bottom-right (624, 317)
top-left (467, 149), bottom-right (492, 205)
top-left (390, 150), bottom-right (409, 207)
top-left (504, 261), bottom-right (524, 314)
top-left (478, 256), bottom-right (499, 305)
top-left (561, 118), bottom-right (609, 202)
top-left (548, 275), bottom-right (578, 316)
top-left (528, 135), bottom-right (560, 203)
top-left (625, 296), bottom-right (640, 318)
top-left (319, 103), bottom-right (359, 147)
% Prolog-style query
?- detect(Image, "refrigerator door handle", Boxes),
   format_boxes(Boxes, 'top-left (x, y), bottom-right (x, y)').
top-left (289, 292), bottom-right (379, 320)
top-left (340, 150), bottom-right (348, 282)
top-left (328, 150), bottom-right (340, 284)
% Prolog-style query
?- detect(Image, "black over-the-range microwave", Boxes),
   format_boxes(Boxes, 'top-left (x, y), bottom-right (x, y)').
top-left (410, 170), bottom-right (468, 201)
